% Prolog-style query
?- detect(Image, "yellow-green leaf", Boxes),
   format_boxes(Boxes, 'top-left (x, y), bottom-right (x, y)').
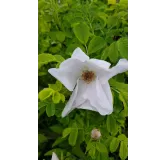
top-left (38, 54), bottom-right (57, 69)
top-left (38, 88), bottom-right (53, 101)
top-left (60, 93), bottom-right (65, 103)
top-left (48, 81), bottom-right (62, 92)
top-left (52, 92), bottom-right (61, 104)
top-left (108, 0), bottom-right (116, 4)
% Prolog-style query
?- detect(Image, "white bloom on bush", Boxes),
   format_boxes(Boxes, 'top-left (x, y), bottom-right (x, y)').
top-left (51, 152), bottom-right (59, 160)
top-left (48, 47), bottom-right (128, 117)
top-left (91, 129), bottom-right (101, 140)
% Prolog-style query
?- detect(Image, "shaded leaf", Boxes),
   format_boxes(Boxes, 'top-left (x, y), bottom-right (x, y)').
top-left (46, 103), bottom-right (55, 117)
top-left (38, 134), bottom-right (47, 143)
top-left (38, 101), bottom-right (47, 110)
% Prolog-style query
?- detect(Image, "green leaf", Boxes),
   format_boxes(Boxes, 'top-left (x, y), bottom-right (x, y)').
top-left (77, 130), bottom-right (85, 144)
top-left (38, 54), bottom-right (57, 69)
top-left (117, 37), bottom-right (128, 59)
top-left (88, 147), bottom-right (96, 158)
top-left (108, 42), bottom-right (119, 63)
top-left (119, 93), bottom-right (128, 116)
top-left (49, 125), bottom-right (64, 134)
top-left (52, 137), bottom-right (66, 147)
top-left (119, 141), bottom-right (128, 160)
top-left (48, 81), bottom-right (62, 91)
top-left (88, 36), bottom-right (106, 54)
top-left (49, 31), bottom-right (65, 42)
top-left (49, 44), bottom-right (62, 54)
top-left (101, 46), bottom-right (110, 60)
top-left (46, 103), bottom-right (55, 117)
top-left (69, 127), bottom-right (78, 146)
top-left (109, 79), bottom-right (128, 93)
top-left (86, 142), bottom-right (95, 151)
top-left (110, 137), bottom-right (120, 153)
top-left (52, 92), bottom-right (61, 104)
top-left (38, 134), bottom-right (47, 143)
top-left (72, 145), bottom-right (86, 158)
top-left (38, 101), bottom-right (47, 110)
top-left (107, 15), bottom-right (118, 27)
top-left (73, 22), bottom-right (90, 45)
top-left (119, 0), bottom-right (128, 5)
top-left (96, 142), bottom-right (107, 153)
top-left (54, 55), bottom-right (65, 63)
top-left (60, 93), bottom-right (65, 103)
top-left (118, 134), bottom-right (128, 142)
top-left (44, 149), bottom-right (59, 156)
top-left (38, 88), bottom-right (53, 101)
top-left (63, 128), bottom-right (71, 138)
top-left (108, 0), bottom-right (116, 4)
top-left (106, 115), bottom-right (117, 134)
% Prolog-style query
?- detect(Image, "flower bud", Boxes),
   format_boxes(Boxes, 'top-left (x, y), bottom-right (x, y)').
top-left (91, 129), bottom-right (101, 140)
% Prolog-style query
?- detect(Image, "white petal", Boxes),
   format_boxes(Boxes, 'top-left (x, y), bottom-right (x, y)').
top-left (48, 59), bottom-right (83, 91)
top-left (84, 60), bottom-right (110, 84)
top-left (107, 59), bottom-right (128, 79)
top-left (62, 78), bottom-right (113, 117)
top-left (51, 152), bottom-right (59, 160)
top-left (61, 80), bottom-right (79, 117)
top-left (62, 80), bottom-right (87, 117)
top-left (71, 47), bottom-right (89, 62)
top-left (77, 100), bottom-right (96, 111)
top-left (102, 82), bottom-right (113, 109)
top-left (89, 59), bottom-right (111, 69)
top-left (84, 78), bottom-right (113, 115)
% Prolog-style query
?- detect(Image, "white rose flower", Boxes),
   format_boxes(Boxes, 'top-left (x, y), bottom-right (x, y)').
top-left (48, 47), bottom-right (128, 117)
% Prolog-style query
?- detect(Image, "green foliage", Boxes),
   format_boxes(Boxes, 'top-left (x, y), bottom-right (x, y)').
top-left (38, 0), bottom-right (128, 159)
top-left (73, 22), bottom-right (90, 45)
top-left (88, 36), bottom-right (106, 54)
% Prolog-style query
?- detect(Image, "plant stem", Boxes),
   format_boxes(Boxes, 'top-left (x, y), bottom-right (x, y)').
top-left (85, 44), bottom-right (88, 55)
